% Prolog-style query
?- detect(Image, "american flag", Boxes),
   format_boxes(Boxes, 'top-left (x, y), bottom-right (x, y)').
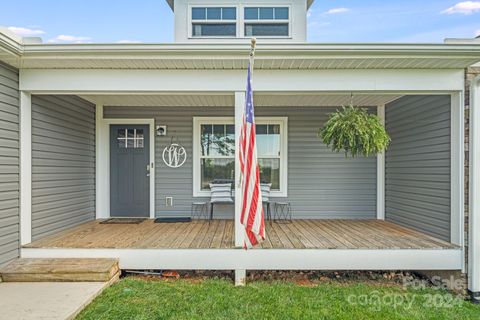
top-left (239, 62), bottom-right (265, 248)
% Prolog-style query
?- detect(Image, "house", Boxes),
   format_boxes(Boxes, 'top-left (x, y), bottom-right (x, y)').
top-left (1, 0), bottom-right (480, 298)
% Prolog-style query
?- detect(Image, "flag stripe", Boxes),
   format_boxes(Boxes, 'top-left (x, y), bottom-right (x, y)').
top-left (239, 63), bottom-right (265, 249)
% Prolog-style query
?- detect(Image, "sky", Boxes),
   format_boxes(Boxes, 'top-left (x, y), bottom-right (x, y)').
top-left (0, 0), bottom-right (479, 43)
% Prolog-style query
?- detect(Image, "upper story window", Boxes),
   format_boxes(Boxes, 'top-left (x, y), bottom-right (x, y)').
top-left (191, 7), bottom-right (237, 37)
top-left (244, 7), bottom-right (289, 37)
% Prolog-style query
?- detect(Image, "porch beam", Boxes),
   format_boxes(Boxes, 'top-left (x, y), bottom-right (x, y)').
top-left (21, 248), bottom-right (463, 270)
top-left (234, 91), bottom-right (245, 247)
top-left (377, 104), bottom-right (385, 220)
top-left (19, 69), bottom-right (465, 93)
top-left (19, 91), bottom-right (32, 245)
top-left (469, 75), bottom-right (480, 300)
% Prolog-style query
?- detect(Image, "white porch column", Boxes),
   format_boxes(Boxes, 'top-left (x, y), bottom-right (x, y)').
top-left (469, 75), bottom-right (480, 300)
top-left (451, 92), bottom-right (464, 247)
top-left (377, 104), bottom-right (386, 220)
top-left (95, 104), bottom-right (108, 219)
top-left (234, 91), bottom-right (246, 247)
top-left (19, 91), bottom-right (32, 245)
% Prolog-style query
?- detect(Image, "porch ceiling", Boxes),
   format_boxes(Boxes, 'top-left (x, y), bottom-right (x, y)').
top-left (80, 93), bottom-right (402, 107)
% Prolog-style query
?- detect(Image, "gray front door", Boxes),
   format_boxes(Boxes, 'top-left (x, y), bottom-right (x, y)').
top-left (110, 125), bottom-right (150, 217)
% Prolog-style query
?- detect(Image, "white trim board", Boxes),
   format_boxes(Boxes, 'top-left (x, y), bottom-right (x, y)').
top-left (376, 104), bottom-right (385, 220)
top-left (97, 118), bottom-right (156, 219)
top-left (19, 69), bottom-right (465, 93)
top-left (21, 247), bottom-right (462, 270)
top-left (450, 92), bottom-right (464, 251)
top-left (19, 91), bottom-right (32, 245)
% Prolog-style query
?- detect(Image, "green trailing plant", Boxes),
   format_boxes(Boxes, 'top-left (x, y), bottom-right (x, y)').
top-left (319, 105), bottom-right (390, 157)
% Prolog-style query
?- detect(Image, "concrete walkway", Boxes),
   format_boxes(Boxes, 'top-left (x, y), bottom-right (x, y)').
top-left (0, 282), bottom-right (109, 320)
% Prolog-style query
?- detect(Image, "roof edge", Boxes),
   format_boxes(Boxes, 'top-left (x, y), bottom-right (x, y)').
top-left (165, 0), bottom-right (315, 11)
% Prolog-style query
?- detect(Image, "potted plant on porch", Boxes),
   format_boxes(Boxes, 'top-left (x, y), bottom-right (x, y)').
top-left (319, 105), bottom-right (390, 157)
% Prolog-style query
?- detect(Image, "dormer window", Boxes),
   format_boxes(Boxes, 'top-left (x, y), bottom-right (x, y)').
top-left (244, 7), bottom-right (289, 37)
top-left (191, 7), bottom-right (237, 37)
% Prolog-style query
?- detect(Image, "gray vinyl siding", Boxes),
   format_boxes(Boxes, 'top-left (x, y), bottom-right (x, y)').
top-left (104, 106), bottom-right (377, 219)
top-left (31, 95), bottom-right (95, 240)
top-left (385, 95), bottom-right (451, 241)
top-left (0, 63), bottom-right (19, 266)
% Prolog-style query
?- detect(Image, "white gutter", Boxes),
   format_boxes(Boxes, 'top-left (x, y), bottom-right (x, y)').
top-left (21, 42), bottom-right (480, 55)
top-left (469, 74), bottom-right (480, 302)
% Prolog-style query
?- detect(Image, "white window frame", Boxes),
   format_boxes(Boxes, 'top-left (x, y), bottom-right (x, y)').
top-left (241, 5), bottom-right (292, 38)
top-left (193, 116), bottom-right (288, 198)
top-left (188, 5), bottom-right (239, 38)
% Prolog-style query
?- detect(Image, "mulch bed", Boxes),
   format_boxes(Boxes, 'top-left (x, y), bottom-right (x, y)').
top-left (125, 270), bottom-right (423, 287)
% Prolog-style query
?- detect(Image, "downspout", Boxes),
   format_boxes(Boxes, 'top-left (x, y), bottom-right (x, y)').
top-left (469, 74), bottom-right (480, 303)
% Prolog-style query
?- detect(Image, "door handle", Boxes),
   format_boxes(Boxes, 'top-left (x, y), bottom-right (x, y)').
top-left (146, 164), bottom-right (151, 177)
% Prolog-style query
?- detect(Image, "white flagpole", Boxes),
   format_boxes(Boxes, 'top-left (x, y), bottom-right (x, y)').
top-left (249, 37), bottom-right (257, 78)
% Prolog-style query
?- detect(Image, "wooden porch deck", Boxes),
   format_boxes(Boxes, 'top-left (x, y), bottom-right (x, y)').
top-left (25, 219), bottom-right (456, 250)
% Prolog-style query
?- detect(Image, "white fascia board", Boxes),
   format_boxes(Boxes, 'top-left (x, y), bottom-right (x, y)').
top-left (19, 69), bottom-right (464, 93)
top-left (0, 30), bottom-right (22, 68)
top-left (2, 33), bottom-right (480, 69)
top-left (21, 248), bottom-right (462, 270)
top-left (19, 42), bottom-right (480, 54)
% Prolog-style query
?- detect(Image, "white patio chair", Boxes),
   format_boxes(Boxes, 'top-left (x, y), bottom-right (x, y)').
top-left (209, 182), bottom-right (234, 220)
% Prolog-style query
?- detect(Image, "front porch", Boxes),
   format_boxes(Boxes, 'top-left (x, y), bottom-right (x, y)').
top-left (25, 219), bottom-right (456, 250)
top-left (16, 66), bottom-right (467, 274)
top-left (21, 219), bottom-right (462, 271)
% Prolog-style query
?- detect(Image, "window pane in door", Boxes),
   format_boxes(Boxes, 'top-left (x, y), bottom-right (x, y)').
top-left (118, 139), bottom-right (126, 148)
top-left (136, 139), bottom-right (144, 148)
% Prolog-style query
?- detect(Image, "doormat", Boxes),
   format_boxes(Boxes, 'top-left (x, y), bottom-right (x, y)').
top-left (154, 217), bottom-right (192, 223)
top-left (100, 218), bottom-right (146, 224)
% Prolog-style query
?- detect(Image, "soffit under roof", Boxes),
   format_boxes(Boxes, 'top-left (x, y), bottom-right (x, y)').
top-left (80, 93), bottom-right (401, 107)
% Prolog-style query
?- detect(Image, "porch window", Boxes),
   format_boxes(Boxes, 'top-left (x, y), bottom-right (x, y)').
top-left (200, 124), bottom-right (235, 190)
top-left (193, 117), bottom-right (288, 197)
top-left (244, 7), bottom-right (290, 37)
top-left (191, 7), bottom-right (237, 37)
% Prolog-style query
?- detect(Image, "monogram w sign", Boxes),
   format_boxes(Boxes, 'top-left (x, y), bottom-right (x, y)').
top-left (162, 143), bottom-right (187, 168)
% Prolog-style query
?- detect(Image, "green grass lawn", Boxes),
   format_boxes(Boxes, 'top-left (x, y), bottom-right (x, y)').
top-left (77, 277), bottom-right (480, 320)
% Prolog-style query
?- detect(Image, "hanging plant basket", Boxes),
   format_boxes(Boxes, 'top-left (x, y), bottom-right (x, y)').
top-left (319, 105), bottom-right (390, 157)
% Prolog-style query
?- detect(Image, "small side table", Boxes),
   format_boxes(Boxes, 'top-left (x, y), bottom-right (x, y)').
top-left (274, 202), bottom-right (292, 223)
top-left (191, 202), bottom-right (208, 220)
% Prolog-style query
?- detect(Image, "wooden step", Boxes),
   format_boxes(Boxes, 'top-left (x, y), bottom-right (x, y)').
top-left (0, 258), bottom-right (119, 282)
